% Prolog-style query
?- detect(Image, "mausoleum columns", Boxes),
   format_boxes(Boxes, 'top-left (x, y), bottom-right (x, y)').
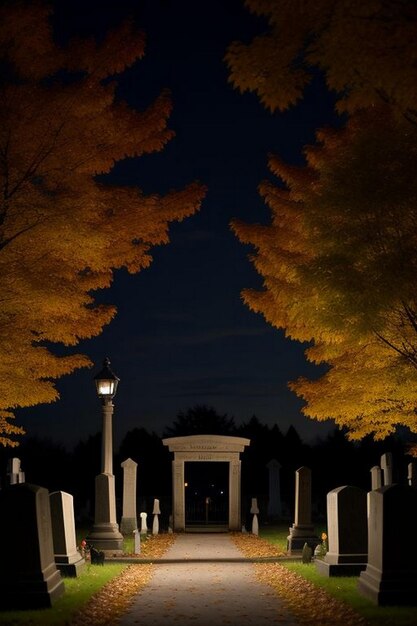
top-left (228, 459), bottom-right (241, 531)
top-left (173, 459), bottom-right (185, 531)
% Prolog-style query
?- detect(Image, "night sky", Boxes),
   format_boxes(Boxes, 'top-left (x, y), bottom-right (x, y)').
top-left (17, 0), bottom-right (340, 449)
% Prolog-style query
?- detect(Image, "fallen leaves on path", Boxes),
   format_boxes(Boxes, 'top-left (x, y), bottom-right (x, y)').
top-left (232, 533), bottom-right (368, 626)
top-left (71, 534), bottom-right (177, 626)
top-left (231, 532), bottom-right (286, 558)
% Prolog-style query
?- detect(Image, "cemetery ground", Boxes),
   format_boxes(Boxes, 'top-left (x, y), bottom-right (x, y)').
top-left (2, 526), bottom-right (417, 625)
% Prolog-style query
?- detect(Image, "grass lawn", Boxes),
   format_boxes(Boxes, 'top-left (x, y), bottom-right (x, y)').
top-left (0, 563), bottom-right (128, 625)
top-left (260, 524), bottom-right (417, 626)
top-left (0, 530), bottom-right (150, 624)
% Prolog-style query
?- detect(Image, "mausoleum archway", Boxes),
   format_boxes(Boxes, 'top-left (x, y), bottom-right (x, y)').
top-left (163, 435), bottom-right (250, 531)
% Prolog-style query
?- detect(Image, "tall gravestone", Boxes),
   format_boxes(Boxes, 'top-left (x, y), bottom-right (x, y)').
top-left (316, 485), bottom-right (367, 577)
top-left (370, 466), bottom-right (382, 490)
top-left (358, 484), bottom-right (417, 605)
top-left (287, 466), bottom-right (319, 554)
top-left (0, 483), bottom-right (65, 608)
top-left (7, 457), bottom-right (25, 485)
top-left (120, 458), bottom-right (138, 534)
top-left (50, 491), bottom-right (85, 577)
top-left (267, 459), bottom-right (282, 518)
top-left (250, 497), bottom-right (259, 535)
top-left (408, 462), bottom-right (417, 488)
top-left (380, 452), bottom-right (393, 486)
top-left (152, 498), bottom-right (161, 535)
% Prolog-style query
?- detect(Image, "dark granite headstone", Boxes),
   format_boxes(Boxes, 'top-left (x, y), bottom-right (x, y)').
top-left (316, 485), bottom-right (367, 577)
top-left (0, 483), bottom-right (65, 608)
top-left (358, 484), bottom-right (417, 605)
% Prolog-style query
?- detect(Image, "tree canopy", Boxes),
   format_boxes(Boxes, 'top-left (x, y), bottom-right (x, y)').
top-left (228, 0), bottom-right (417, 440)
top-left (226, 0), bottom-right (417, 122)
top-left (0, 2), bottom-right (206, 446)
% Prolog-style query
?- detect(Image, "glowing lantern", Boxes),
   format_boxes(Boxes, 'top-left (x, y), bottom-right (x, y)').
top-left (94, 357), bottom-right (120, 401)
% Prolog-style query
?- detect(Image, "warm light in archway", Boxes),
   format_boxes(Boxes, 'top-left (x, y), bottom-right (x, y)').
top-left (184, 482), bottom-right (188, 487)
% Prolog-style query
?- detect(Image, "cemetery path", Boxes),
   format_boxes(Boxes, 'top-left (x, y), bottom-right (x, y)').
top-left (117, 533), bottom-right (301, 626)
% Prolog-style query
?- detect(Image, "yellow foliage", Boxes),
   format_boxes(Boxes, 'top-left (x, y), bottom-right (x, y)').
top-left (0, 4), bottom-right (206, 445)
top-left (226, 0), bottom-right (417, 123)
top-left (232, 109), bottom-right (417, 439)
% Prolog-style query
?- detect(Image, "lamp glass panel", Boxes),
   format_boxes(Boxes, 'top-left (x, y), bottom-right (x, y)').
top-left (97, 380), bottom-right (114, 396)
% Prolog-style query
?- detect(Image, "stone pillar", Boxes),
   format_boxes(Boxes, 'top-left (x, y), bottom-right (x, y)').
top-left (408, 462), bottom-right (417, 488)
top-left (229, 459), bottom-right (241, 531)
top-left (87, 399), bottom-right (123, 554)
top-left (101, 402), bottom-right (114, 474)
top-left (120, 458), bottom-right (138, 534)
top-left (173, 459), bottom-right (185, 531)
top-left (50, 491), bottom-right (85, 577)
top-left (287, 466), bottom-right (319, 554)
top-left (267, 459), bottom-right (282, 518)
top-left (358, 485), bottom-right (417, 605)
top-left (0, 483), bottom-right (64, 609)
top-left (370, 466), bottom-right (382, 490)
top-left (316, 486), bottom-right (367, 577)
top-left (381, 452), bottom-right (393, 486)
top-left (7, 457), bottom-right (25, 485)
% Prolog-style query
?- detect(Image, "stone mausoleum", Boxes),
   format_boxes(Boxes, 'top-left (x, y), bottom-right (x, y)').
top-left (163, 434), bottom-right (250, 531)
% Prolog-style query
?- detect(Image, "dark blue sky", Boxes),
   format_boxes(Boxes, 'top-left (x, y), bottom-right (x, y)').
top-left (17, 0), bottom-right (339, 449)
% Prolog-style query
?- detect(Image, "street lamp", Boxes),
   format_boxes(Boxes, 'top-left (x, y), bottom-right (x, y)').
top-left (94, 357), bottom-right (119, 476)
top-left (94, 356), bottom-right (119, 402)
top-left (87, 357), bottom-right (123, 554)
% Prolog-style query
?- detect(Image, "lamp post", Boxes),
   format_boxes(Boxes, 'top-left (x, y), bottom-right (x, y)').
top-left (87, 358), bottom-right (123, 554)
top-left (94, 357), bottom-right (119, 475)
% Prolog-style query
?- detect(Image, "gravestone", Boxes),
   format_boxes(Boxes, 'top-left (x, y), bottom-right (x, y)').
top-left (7, 457), bottom-right (25, 485)
top-left (250, 497), bottom-right (259, 535)
top-left (133, 529), bottom-right (141, 554)
top-left (370, 466), bottom-right (382, 490)
top-left (50, 491), bottom-right (85, 577)
top-left (152, 498), bottom-right (161, 535)
top-left (140, 511), bottom-right (148, 535)
top-left (380, 452), bottom-right (393, 486)
top-left (302, 542), bottom-right (312, 563)
top-left (120, 458), bottom-right (138, 534)
top-left (287, 466), bottom-right (319, 554)
top-left (316, 486), bottom-right (367, 577)
top-left (408, 462), bottom-right (417, 488)
top-left (358, 484), bottom-right (417, 605)
top-left (267, 459), bottom-right (282, 518)
top-left (0, 483), bottom-right (65, 608)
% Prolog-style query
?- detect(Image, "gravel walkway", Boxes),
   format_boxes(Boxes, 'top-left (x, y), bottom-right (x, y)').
top-left (118, 533), bottom-right (301, 626)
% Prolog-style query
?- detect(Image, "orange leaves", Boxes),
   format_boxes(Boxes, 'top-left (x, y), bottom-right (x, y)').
top-left (0, 3), bottom-right (206, 445)
top-left (226, 0), bottom-right (417, 123)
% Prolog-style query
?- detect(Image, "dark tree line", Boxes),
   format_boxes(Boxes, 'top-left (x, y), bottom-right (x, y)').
top-left (0, 405), bottom-right (410, 522)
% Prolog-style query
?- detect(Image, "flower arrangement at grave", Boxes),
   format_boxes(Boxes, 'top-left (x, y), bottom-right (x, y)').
top-left (314, 532), bottom-right (328, 558)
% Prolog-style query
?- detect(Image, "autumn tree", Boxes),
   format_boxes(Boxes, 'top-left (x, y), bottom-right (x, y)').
top-left (0, 2), bottom-right (206, 446)
top-left (228, 0), bottom-right (417, 440)
top-left (233, 109), bottom-right (417, 439)
top-left (225, 0), bottom-right (417, 122)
